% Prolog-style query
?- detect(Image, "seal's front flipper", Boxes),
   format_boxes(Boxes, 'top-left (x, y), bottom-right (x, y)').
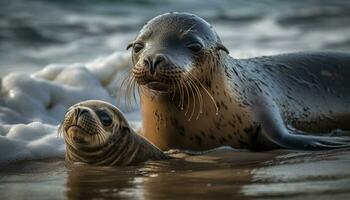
top-left (255, 102), bottom-right (350, 150)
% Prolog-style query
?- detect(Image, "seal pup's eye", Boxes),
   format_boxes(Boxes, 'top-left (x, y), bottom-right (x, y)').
top-left (96, 110), bottom-right (113, 126)
top-left (133, 43), bottom-right (144, 53)
top-left (187, 42), bottom-right (203, 53)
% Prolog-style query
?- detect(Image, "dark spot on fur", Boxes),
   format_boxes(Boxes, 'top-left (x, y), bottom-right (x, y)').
top-left (242, 100), bottom-right (250, 106)
top-left (178, 126), bottom-right (185, 136)
top-left (216, 101), bottom-right (221, 110)
top-left (210, 134), bottom-right (215, 140)
top-left (244, 126), bottom-right (254, 135)
top-left (205, 79), bottom-right (212, 88)
top-left (228, 121), bottom-right (236, 128)
top-left (200, 131), bottom-right (206, 137)
top-left (236, 115), bottom-right (243, 124)
top-left (195, 135), bottom-right (202, 146)
top-left (221, 137), bottom-right (227, 143)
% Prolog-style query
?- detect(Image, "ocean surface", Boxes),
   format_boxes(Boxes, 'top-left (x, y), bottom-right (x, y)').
top-left (0, 0), bottom-right (350, 199)
top-left (1, 0), bottom-right (350, 75)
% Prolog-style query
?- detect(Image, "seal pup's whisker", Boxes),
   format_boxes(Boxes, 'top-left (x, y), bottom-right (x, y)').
top-left (57, 123), bottom-right (63, 138)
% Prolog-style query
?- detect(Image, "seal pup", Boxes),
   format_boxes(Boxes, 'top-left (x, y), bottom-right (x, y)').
top-left (59, 100), bottom-right (168, 166)
top-left (123, 12), bottom-right (350, 151)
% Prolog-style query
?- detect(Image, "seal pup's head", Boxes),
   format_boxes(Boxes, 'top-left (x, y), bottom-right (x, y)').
top-left (59, 100), bottom-right (167, 166)
top-left (126, 12), bottom-right (229, 93)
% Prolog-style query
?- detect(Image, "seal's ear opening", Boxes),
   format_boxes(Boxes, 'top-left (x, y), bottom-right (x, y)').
top-left (126, 42), bottom-right (133, 50)
top-left (216, 43), bottom-right (229, 54)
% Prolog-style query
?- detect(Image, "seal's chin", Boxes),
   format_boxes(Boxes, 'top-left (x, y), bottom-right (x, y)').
top-left (67, 126), bottom-right (90, 145)
top-left (144, 81), bottom-right (169, 92)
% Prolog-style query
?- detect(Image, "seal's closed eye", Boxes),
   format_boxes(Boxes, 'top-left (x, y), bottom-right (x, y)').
top-left (187, 42), bottom-right (203, 53)
top-left (133, 43), bottom-right (144, 53)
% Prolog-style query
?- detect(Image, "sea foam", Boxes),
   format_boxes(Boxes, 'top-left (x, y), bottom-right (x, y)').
top-left (0, 51), bottom-right (139, 166)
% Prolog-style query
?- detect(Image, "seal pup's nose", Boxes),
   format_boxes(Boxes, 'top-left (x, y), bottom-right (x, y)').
top-left (75, 107), bottom-right (89, 117)
top-left (74, 107), bottom-right (89, 122)
top-left (144, 54), bottom-right (168, 75)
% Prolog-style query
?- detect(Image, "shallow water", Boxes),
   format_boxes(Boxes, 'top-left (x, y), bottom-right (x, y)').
top-left (1, 148), bottom-right (350, 200)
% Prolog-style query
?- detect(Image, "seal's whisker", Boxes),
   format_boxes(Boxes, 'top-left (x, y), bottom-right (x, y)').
top-left (186, 77), bottom-right (196, 120)
top-left (118, 70), bottom-right (132, 101)
top-left (180, 79), bottom-right (185, 110)
top-left (126, 75), bottom-right (137, 109)
top-left (188, 72), bottom-right (219, 115)
top-left (98, 133), bottom-right (106, 146)
top-left (187, 74), bottom-right (203, 120)
top-left (125, 76), bottom-right (133, 109)
top-left (120, 72), bottom-right (131, 107)
top-left (119, 69), bottom-right (140, 111)
top-left (113, 69), bottom-right (132, 98)
top-left (180, 77), bottom-right (191, 116)
top-left (57, 123), bottom-right (63, 138)
top-left (187, 77), bottom-right (197, 121)
top-left (126, 74), bottom-right (135, 109)
top-left (174, 79), bottom-right (182, 109)
top-left (183, 73), bottom-right (199, 120)
top-left (187, 75), bottom-right (201, 120)
top-left (131, 77), bottom-right (138, 106)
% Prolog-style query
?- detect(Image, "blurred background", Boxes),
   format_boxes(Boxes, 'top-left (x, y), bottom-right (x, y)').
top-left (1, 0), bottom-right (350, 75)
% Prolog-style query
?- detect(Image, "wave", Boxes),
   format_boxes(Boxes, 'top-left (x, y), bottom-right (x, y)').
top-left (0, 51), bottom-right (140, 166)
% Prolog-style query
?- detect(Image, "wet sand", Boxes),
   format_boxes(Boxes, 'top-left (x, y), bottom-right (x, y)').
top-left (1, 148), bottom-right (350, 200)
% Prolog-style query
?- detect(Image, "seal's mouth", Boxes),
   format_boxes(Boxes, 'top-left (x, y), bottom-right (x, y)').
top-left (145, 81), bottom-right (169, 91)
top-left (67, 125), bottom-right (89, 144)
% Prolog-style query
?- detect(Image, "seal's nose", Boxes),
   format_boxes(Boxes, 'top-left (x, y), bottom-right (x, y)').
top-left (77, 108), bottom-right (89, 117)
top-left (144, 54), bottom-right (168, 75)
top-left (74, 107), bottom-right (89, 122)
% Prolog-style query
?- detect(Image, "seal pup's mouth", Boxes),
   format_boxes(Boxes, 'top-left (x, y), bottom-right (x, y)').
top-left (67, 125), bottom-right (90, 144)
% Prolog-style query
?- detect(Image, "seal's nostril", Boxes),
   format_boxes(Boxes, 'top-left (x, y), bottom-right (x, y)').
top-left (78, 109), bottom-right (89, 116)
top-left (76, 108), bottom-right (88, 118)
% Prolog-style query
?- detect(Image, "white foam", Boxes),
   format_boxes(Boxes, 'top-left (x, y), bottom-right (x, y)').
top-left (0, 51), bottom-right (140, 165)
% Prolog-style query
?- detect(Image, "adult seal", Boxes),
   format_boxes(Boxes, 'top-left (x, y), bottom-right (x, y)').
top-left (123, 12), bottom-right (350, 151)
top-left (60, 100), bottom-right (168, 166)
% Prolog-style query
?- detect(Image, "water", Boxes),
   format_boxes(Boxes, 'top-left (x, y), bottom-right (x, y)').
top-left (1, 0), bottom-right (350, 199)
top-left (1, 0), bottom-right (350, 75)
top-left (1, 149), bottom-right (350, 200)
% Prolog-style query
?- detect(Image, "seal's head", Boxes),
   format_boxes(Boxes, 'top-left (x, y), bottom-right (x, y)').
top-left (60, 100), bottom-right (167, 166)
top-left (127, 12), bottom-right (229, 92)
top-left (60, 100), bottom-right (129, 148)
